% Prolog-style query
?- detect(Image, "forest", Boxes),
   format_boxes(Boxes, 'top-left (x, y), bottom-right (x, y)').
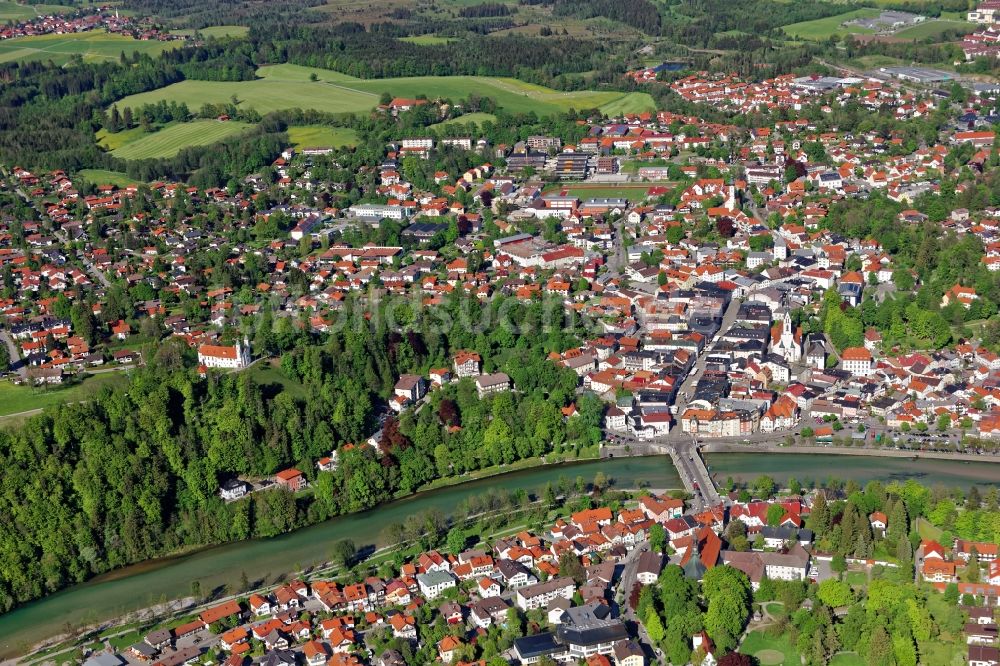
top-left (0, 290), bottom-right (602, 613)
top-left (549, 0), bottom-right (662, 34)
top-left (121, 0), bottom-right (327, 29)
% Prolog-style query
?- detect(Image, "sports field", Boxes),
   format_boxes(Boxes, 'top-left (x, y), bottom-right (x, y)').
top-left (0, 1), bottom-right (70, 20)
top-left (0, 30), bottom-right (180, 65)
top-left (77, 170), bottom-right (142, 187)
top-left (287, 125), bottom-right (360, 149)
top-left (782, 9), bottom-right (879, 40)
top-left (543, 182), bottom-right (668, 201)
top-left (110, 120), bottom-right (253, 160)
top-left (112, 63), bottom-right (655, 118)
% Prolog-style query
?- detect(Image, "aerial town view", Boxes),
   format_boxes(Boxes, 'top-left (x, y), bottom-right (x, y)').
top-left (1, 0), bottom-right (1000, 665)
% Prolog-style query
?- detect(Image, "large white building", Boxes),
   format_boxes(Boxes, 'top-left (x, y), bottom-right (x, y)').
top-left (515, 577), bottom-right (574, 611)
top-left (841, 346), bottom-right (874, 377)
top-left (198, 340), bottom-right (251, 369)
top-left (721, 546), bottom-right (811, 589)
top-left (349, 204), bottom-right (409, 220)
top-left (416, 571), bottom-right (456, 600)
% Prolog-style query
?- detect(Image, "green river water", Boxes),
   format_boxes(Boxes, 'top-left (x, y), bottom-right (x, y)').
top-left (0, 453), bottom-right (997, 658)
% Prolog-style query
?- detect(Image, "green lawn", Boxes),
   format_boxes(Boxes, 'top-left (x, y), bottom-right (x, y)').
top-left (0, 30), bottom-right (180, 65)
top-left (112, 64), bottom-right (655, 118)
top-left (918, 640), bottom-right (966, 666)
top-left (916, 516), bottom-right (943, 541)
top-left (893, 19), bottom-right (973, 40)
top-left (762, 601), bottom-right (785, 617)
top-left (845, 570), bottom-right (868, 587)
top-left (0, 1), bottom-right (71, 20)
top-left (77, 170), bottom-right (142, 187)
top-left (0, 373), bottom-right (128, 418)
top-left (109, 120), bottom-right (253, 160)
top-left (287, 125), bottom-right (360, 150)
top-left (430, 112), bottom-right (498, 130)
top-left (782, 9), bottom-right (880, 40)
top-left (247, 363), bottom-right (308, 400)
top-left (830, 653), bottom-right (865, 666)
top-left (171, 25), bottom-right (249, 38)
top-left (741, 631), bottom-right (800, 666)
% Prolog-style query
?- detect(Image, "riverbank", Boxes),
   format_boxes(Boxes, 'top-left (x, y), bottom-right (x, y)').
top-left (1, 452), bottom-right (996, 658)
top-left (0, 455), bottom-right (680, 659)
top-left (398, 446), bottom-right (600, 496)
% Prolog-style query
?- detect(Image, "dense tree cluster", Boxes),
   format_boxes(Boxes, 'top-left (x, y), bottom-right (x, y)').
top-left (255, 25), bottom-right (608, 81)
top-left (457, 3), bottom-right (511, 19)
top-left (121, 0), bottom-right (325, 29)
top-left (550, 0), bottom-right (661, 34)
top-left (0, 288), bottom-right (601, 612)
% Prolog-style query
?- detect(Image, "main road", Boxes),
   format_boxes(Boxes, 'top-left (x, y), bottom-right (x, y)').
top-left (0, 329), bottom-right (26, 380)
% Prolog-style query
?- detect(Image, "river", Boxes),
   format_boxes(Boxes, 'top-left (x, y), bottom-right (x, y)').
top-left (0, 453), bottom-right (997, 658)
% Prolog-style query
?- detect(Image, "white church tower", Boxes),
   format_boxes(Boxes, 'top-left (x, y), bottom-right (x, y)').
top-left (775, 310), bottom-right (802, 363)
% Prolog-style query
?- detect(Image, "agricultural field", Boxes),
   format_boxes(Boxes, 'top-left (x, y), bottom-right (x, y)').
top-left (0, 30), bottom-right (181, 65)
top-left (430, 112), bottom-right (498, 129)
top-left (782, 9), bottom-right (880, 40)
top-left (287, 125), bottom-right (360, 149)
top-left (109, 120), bottom-right (253, 160)
top-left (112, 63), bottom-right (656, 118)
top-left (0, 1), bottom-right (70, 20)
top-left (171, 25), bottom-right (249, 38)
top-left (77, 169), bottom-right (142, 187)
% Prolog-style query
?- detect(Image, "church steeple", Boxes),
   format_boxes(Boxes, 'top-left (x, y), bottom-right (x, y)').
top-left (776, 309), bottom-right (801, 363)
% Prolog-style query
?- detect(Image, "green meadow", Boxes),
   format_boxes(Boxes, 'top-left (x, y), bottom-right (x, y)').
top-left (0, 30), bottom-right (180, 65)
top-left (112, 64), bottom-right (655, 118)
top-left (287, 125), bottom-right (361, 149)
top-left (171, 25), bottom-right (250, 38)
top-left (77, 169), bottom-right (142, 187)
top-left (893, 18), bottom-right (973, 40)
top-left (430, 112), bottom-right (499, 129)
top-left (108, 120), bottom-right (253, 160)
top-left (0, 1), bottom-right (71, 20)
